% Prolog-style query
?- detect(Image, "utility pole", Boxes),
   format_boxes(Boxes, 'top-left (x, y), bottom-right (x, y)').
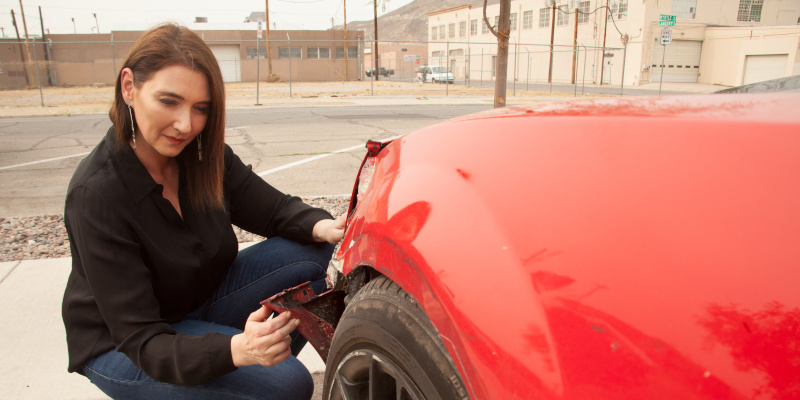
top-left (373, 0), bottom-right (379, 81)
top-left (572, 5), bottom-right (578, 84)
top-left (548, 0), bottom-right (555, 84)
top-left (39, 5), bottom-right (53, 86)
top-left (344, 0), bottom-right (348, 80)
top-left (10, 9), bottom-right (30, 86)
top-left (18, 0), bottom-right (35, 88)
top-left (265, 0), bottom-right (275, 81)
top-left (600, 0), bottom-right (609, 85)
top-left (484, 0), bottom-right (511, 107)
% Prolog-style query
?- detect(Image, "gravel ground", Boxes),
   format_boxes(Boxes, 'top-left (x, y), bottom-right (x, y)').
top-left (0, 196), bottom-right (350, 263)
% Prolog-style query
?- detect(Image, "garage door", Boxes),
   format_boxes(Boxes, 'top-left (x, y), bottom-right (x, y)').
top-left (742, 54), bottom-right (788, 85)
top-left (210, 45), bottom-right (241, 83)
top-left (651, 40), bottom-right (701, 83)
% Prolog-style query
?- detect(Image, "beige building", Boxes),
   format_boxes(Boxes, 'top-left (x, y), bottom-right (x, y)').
top-left (0, 29), bottom-right (365, 89)
top-left (363, 43), bottom-right (429, 79)
top-left (427, 0), bottom-right (800, 87)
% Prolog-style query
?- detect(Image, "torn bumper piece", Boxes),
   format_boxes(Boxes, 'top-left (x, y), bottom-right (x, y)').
top-left (260, 281), bottom-right (345, 363)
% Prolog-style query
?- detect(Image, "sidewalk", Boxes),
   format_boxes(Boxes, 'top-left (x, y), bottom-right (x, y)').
top-left (0, 80), bottom-right (727, 119)
top-left (0, 80), bottom-right (724, 399)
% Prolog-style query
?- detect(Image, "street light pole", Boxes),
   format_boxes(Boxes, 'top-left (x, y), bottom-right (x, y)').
top-left (93, 13), bottom-right (99, 34)
top-left (71, 18), bottom-right (75, 34)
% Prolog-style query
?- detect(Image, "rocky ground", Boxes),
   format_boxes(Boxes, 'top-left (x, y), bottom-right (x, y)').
top-left (0, 196), bottom-right (350, 262)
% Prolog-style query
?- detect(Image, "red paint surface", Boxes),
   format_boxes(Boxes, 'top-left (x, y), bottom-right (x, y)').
top-left (337, 93), bottom-right (800, 399)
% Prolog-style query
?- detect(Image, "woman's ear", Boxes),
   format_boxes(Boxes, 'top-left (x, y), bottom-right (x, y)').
top-left (120, 67), bottom-right (134, 105)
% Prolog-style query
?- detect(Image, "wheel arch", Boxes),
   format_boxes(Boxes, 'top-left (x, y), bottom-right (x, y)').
top-left (337, 156), bottom-right (564, 399)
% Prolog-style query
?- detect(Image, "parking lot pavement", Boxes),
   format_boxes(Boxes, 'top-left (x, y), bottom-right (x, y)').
top-left (0, 254), bottom-right (325, 400)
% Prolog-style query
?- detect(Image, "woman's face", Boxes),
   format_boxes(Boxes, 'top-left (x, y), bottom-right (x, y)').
top-left (122, 65), bottom-right (210, 160)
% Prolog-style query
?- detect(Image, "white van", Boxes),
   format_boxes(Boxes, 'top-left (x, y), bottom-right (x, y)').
top-left (416, 66), bottom-right (454, 84)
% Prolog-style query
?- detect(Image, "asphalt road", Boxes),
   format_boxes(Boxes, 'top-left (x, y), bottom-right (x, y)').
top-left (0, 104), bottom-right (491, 217)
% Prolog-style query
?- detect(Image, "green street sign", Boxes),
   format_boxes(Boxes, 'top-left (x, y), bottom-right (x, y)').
top-left (659, 20), bottom-right (676, 26)
top-left (660, 14), bottom-right (676, 21)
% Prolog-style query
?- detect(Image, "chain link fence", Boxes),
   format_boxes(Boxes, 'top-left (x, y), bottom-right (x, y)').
top-left (0, 37), bottom-right (625, 99)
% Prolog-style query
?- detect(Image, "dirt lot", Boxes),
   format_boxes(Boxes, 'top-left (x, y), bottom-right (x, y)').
top-left (0, 80), bottom-right (582, 117)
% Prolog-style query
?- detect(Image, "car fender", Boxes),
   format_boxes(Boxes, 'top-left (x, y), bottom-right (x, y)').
top-left (338, 135), bottom-right (566, 399)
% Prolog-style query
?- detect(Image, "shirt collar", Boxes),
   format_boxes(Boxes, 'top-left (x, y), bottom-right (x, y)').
top-left (104, 127), bottom-right (160, 204)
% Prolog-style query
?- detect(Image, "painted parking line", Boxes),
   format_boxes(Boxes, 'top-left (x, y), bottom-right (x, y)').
top-left (0, 152), bottom-right (91, 171)
top-left (256, 136), bottom-right (400, 177)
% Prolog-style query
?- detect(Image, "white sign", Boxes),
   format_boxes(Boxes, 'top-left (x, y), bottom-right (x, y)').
top-left (257, 19), bottom-right (263, 39)
top-left (404, 54), bottom-right (417, 62)
top-left (660, 29), bottom-right (672, 45)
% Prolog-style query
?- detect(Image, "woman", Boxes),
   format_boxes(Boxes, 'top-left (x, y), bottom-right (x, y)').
top-left (62, 23), bottom-right (344, 399)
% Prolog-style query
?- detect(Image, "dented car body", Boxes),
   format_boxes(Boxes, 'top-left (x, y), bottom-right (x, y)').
top-left (265, 93), bottom-right (800, 399)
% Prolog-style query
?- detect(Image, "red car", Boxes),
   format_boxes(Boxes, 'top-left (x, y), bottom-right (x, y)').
top-left (265, 93), bottom-right (800, 399)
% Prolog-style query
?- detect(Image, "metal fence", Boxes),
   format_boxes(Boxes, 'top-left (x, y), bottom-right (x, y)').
top-left (0, 37), bottom-right (625, 95)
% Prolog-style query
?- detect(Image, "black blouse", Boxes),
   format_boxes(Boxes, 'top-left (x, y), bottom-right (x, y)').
top-left (62, 127), bottom-right (332, 385)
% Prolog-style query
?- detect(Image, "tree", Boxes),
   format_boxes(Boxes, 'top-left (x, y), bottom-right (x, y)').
top-left (483, 0), bottom-right (511, 108)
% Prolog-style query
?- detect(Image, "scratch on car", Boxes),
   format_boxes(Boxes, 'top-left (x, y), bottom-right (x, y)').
top-left (456, 168), bottom-right (471, 180)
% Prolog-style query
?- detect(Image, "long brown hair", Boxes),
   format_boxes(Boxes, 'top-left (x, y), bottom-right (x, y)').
top-left (110, 23), bottom-right (225, 212)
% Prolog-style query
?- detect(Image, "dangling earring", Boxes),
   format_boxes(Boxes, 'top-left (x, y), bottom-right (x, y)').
top-left (197, 133), bottom-right (202, 162)
top-left (128, 102), bottom-right (136, 151)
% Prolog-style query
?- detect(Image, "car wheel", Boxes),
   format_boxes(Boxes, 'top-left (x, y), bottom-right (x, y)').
top-left (323, 275), bottom-right (469, 400)
top-left (432, 79), bottom-right (438, 84)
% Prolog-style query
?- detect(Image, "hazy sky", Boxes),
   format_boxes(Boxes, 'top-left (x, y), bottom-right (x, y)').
top-left (0, 0), bottom-right (414, 36)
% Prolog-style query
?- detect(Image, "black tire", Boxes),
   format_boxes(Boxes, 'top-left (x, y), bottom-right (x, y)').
top-left (323, 275), bottom-right (469, 400)
top-left (432, 78), bottom-right (438, 84)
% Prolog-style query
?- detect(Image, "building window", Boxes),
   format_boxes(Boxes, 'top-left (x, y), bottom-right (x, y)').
top-left (246, 47), bottom-right (267, 60)
top-left (578, 1), bottom-right (590, 23)
top-left (737, 0), bottom-right (763, 22)
top-left (431, 27), bottom-right (437, 40)
top-left (471, 19), bottom-right (478, 35)
top-left (431, 50), bottom-right (444, 65)
top-left (492, 55), bottom-right (497, 77)
top-left (335, 46), bottom-right (358, 59)
top-left (510, 13), bottom-right (518, 30)
top-left (557, 5), bottom-right (569, 26)
top-left (494, 16), bottom-right (499, 29)
top-left (540, 8), bottom-right (551, 28)
top-left (523, 10), bottom-right (533, 29)
top-left (608, 2), bottom-right (616, 20)
top-left (278, 47), bottom-right (302, 59)
top-left (672, 0), bottom-right (697, 19)
top-left (449, 23), bottom-right (455, 38)
top-left (482, 18), bottom-right (489, 34)
top-left (439, 25), bottom-right (445, 39)
top-left (307, 47), bottom-right (330, 59)
top-left (459, 21), bottom-right (467, 37)
top-left (617, 0), bottom-right (628, 20)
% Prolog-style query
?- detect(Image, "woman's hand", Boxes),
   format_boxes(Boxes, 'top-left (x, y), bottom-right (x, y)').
top-left (231, 307), bottom-right (300, 367)
top-left (312, 214), bottom-right (346, 244)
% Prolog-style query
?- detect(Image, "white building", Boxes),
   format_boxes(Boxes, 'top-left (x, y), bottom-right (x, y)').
top-left (427, 0), bottom-right (800, 87)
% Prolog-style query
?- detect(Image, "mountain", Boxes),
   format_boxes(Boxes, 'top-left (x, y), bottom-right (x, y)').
top-left (339, 0), bottom-right (501, 42)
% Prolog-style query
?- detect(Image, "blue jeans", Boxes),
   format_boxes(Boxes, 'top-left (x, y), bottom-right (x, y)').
top-left (82, 237), bottom-right (333, 400)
